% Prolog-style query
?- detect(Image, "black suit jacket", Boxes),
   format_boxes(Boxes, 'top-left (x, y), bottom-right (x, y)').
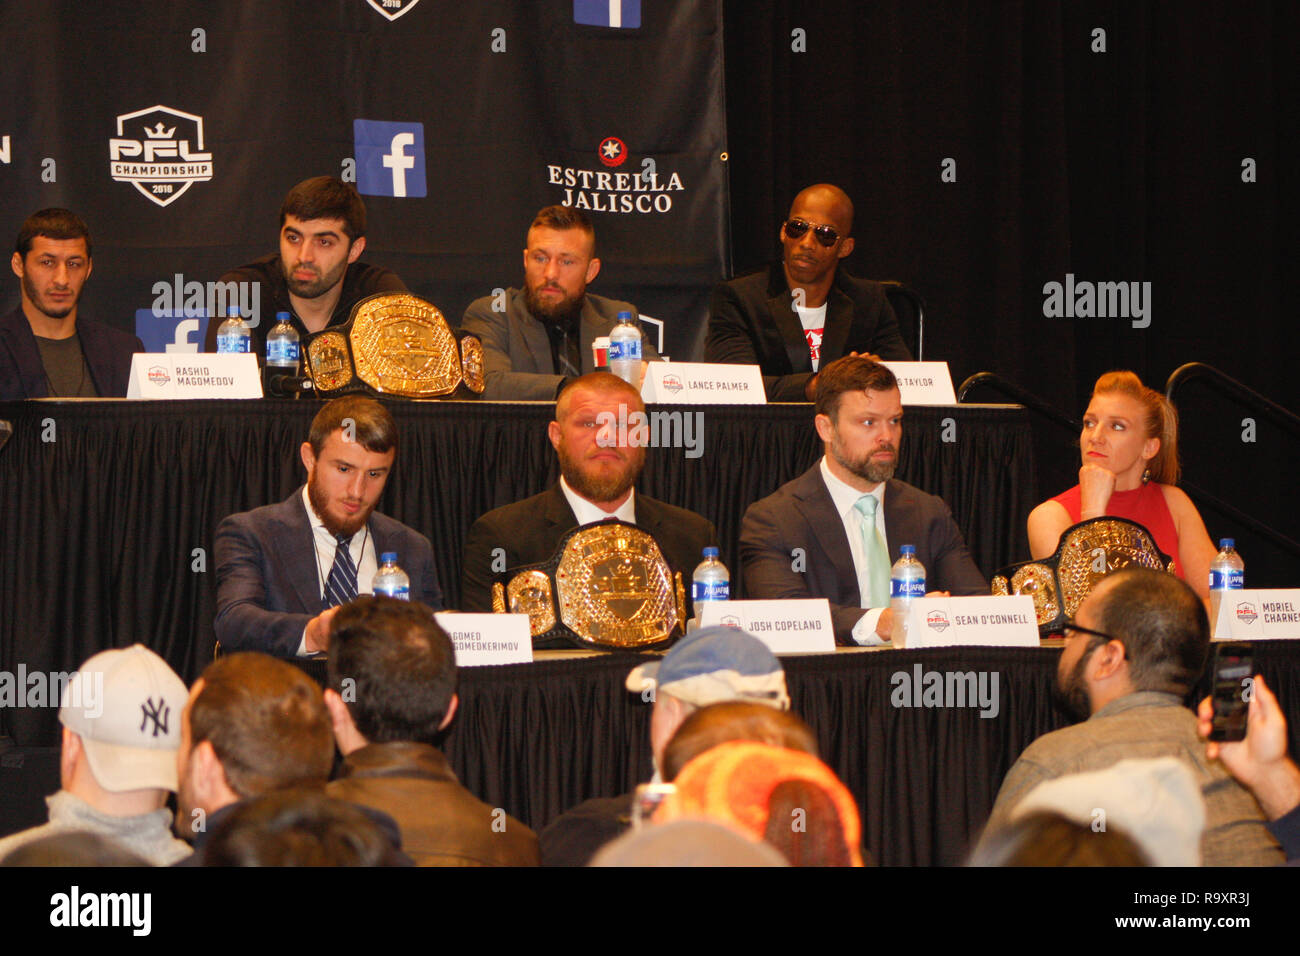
top-left (0, 307), bottom-right (144, 399)
top-left (214, 488), bottom-right (441, 658)
top-left (704, 262), bottom-right (912, 401)
top-left (739, 464), bottom-right (987, 644)
top-left (459, 484), bottom-right (717, 615)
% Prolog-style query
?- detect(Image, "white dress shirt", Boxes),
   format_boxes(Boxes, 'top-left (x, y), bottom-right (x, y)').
top-left (298, 486), bottom-right (378, 657)
top-left (560, 476), bottom-right (637, 526)
top-left (818, 457), bottom-right (890, 645)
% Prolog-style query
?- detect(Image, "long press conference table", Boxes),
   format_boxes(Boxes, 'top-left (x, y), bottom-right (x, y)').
top-left (2, 397), bottom-right (1298, 863)
top-left (0, 398), bottom-right (1034, 745)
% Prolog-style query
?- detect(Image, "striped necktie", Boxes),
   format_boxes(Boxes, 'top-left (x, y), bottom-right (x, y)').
top-left (324, 532), bottom-right (359, 608)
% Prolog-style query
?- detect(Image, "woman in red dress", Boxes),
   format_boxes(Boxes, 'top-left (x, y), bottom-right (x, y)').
top-left (1027, 370), bottom-right (1216, 603)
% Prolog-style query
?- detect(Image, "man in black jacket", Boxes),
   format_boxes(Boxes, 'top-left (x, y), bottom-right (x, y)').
top-left (1, 208), bottom-right (143, 399)
top-left (460, 372), bottom-right (716, 617)
top-left (203, 177), bottom-right (405, 354)
top-left (705, 184), bottom-right (911, 402)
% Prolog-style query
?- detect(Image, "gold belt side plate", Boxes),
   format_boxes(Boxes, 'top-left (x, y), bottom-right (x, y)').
top-left (350, 294), bottom-right (462, 397)
top-left (306, 330), bottom-right (355, 393)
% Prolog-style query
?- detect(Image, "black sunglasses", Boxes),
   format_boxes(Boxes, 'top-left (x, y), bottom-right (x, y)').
top-left (784, 218), bottom-right (842, 247)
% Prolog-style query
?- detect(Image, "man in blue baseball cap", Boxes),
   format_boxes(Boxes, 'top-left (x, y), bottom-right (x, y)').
top-left (538, 626), bottom-right (790, 866)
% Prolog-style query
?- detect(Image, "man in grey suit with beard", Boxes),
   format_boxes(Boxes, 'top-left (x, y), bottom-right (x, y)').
top-left (740, 356), bottom-right (986, 645)
top-left (214, 396), bottom-right (441, 658)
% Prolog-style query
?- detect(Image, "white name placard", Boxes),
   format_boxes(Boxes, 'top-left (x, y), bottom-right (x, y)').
top-left (435, 613), bottom-right (533, 666)
top-left (879, 361), bottom-right (957, 405)
top-left (641, 361), bottom-right (766, 405)
top-left (901, 595), bottom-right (1039, 648)
top-left (697, 599), bottom-right (835, 653)
top-left (1212, 589), bottom-right (1300, 641)
top-left (127, 353), bottom-right (262, 399)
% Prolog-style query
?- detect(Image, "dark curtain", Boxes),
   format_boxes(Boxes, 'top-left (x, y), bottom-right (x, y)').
top-left (723, 1), bottom-right (1299, 582)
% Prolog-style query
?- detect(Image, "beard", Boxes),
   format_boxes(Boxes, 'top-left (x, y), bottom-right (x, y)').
top-left (831, 438), bottom-right (898, 485)
top-left (23, 270), bottom-right (76, 320)
top-left (524, 283), bottom-right (584, 325)
top-left (282, 258), bottom-right (347, 300)
top-left (1053, 651), bottom-right (1094, 722)
top-left (307, 474), bottom-right (371, 538)
top-left (557, 441), bottom-right (644, 505)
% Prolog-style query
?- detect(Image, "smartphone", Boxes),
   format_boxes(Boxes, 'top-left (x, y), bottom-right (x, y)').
top-left (1209, 641), bottom-right (1254, 743)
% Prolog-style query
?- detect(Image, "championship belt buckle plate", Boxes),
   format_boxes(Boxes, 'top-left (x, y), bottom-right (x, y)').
top-left (491, 521), bottom-right (686, 651)
top-left (991, 517), bottom-right (1175, 633)
top-left (304, 293), bottom-right (485, 399)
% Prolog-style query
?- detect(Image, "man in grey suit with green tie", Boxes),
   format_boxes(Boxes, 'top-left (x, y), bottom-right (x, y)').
top-left (740, 357), bottom-right (986, 645)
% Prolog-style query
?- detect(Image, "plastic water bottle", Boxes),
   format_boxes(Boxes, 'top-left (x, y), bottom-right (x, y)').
top-left (693, 547), bottom-right (730, 607)
top-left (372, 552), bottom-right (410, 601)
top-left (889, 545), bottom-right (926, 647)
top-left (266, 311), bottom-right (300, 371)
top-left (1208, 538), bottom-right (1244, 635)
top-left (215, 305), bottom-right (251, 354)
top-left (608, 310), bottom-right (642, 385)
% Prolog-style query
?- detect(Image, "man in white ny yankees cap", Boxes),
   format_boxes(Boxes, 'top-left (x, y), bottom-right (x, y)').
top-left (0, 644), bottom-right (191, 866)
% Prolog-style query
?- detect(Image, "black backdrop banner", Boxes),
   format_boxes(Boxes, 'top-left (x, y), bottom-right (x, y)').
top-left (0, 0), bottom-right (729, 360)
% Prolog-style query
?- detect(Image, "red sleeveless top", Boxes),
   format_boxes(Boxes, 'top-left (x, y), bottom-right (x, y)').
top-left (1050, 483), bottom-right (1183, 578)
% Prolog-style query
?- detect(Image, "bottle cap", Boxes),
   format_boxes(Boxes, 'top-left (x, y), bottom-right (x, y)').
top-left (380, 552), bottom-right (398, 563)
top-left (276, 311), bottom-right (290, 322)
top-left (900, 545), bottom-right (916, 555)
top-left (617, 310), bottom-right (633, 322)
top-left (1219, 538), bottom-right (1234, 549)
top-left (703, 546), bottom-right (719, 558)
top-left (226, 305), bottom-right (241, 317)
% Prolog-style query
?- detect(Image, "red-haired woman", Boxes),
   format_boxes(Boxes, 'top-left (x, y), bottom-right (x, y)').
top-left (1027, 371), bottom-right (1216, 602)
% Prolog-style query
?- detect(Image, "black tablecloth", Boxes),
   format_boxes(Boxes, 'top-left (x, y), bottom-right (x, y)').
top-left (411, 643), bottom-right (1300, 865)
top-left (0, 400), bottom-right (1033, 745)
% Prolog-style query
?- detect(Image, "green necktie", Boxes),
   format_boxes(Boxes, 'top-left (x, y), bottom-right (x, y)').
top-left (854, 494), bottom-right (891, 608)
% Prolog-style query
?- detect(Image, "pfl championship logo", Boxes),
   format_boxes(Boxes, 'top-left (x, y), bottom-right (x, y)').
top-left (365, 0), bottom-right (421, 21)
top-left (109, 105), bottom-right (214, 207)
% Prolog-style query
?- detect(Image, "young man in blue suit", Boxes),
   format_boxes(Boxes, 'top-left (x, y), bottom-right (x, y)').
top-left (740, 356), bottom-right (986, 645)
top-left (214, 396), bottom-right (441, 657)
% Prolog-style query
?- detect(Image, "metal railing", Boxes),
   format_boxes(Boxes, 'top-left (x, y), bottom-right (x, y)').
top-left (958, 369), bottom-right (1300, 561)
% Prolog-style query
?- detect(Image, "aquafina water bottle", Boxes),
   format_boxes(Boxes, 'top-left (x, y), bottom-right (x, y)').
top-left (693, 547), bottom-right (730, 606)
top-left (266, 311), bottom-right (300, 372)
top-left (889, 545), bottom-right (926, 648)
top-left (1208, 538), bottom-right (1244, 636)
top-left (372, 552), bottom-right (410, 601)
top-left (608, 310), bottom-right (642, 386)
top-left (215, 304), bottom-right (251, 353)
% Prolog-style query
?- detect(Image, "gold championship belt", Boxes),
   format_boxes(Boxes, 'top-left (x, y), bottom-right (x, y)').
top-left (491, 521), bottom-right (687, 651)
top-left (991, 517), bottom-right (1175, 634)
top-left (303, 293), bottom-right (485, 399)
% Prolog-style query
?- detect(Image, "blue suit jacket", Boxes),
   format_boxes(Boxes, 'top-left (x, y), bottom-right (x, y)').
top-left (214, 489), bottom-right (442, 658)
top-left (0, 306), bottom-right (144, 399)
top-left (739, 464), bottom-right (987, 644)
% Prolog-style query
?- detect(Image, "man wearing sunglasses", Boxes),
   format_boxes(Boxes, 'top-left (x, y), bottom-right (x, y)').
top-left (978, 568), bottom-right (1283, 866)
top-left (705, 184), bottom-right (911, 402)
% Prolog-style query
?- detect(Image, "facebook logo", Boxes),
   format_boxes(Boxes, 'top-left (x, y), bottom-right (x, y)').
top-left (354, 120), bottom-right (427, 198)
top-left (574, 0), bottom-right (641, 28)
top-left (135, 309), bottom-right (208, 354)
